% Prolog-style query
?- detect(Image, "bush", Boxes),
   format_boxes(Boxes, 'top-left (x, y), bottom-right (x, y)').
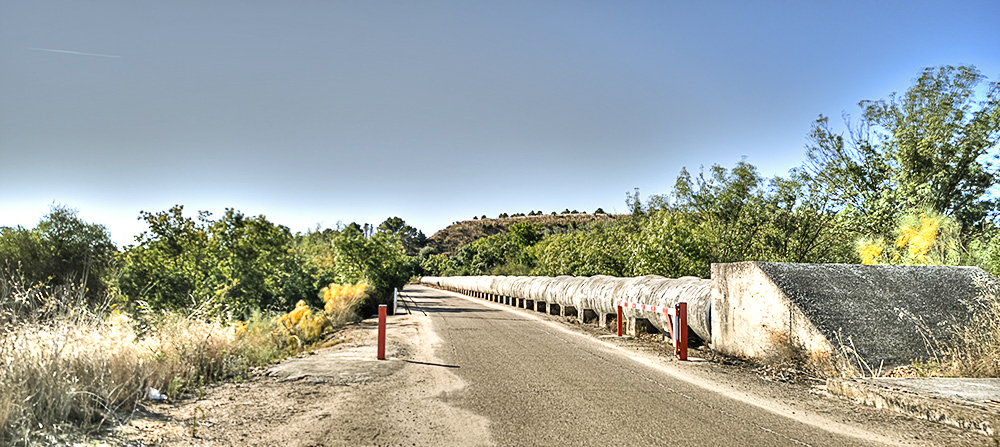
top-left (273, 281), bottom-right (368, 350)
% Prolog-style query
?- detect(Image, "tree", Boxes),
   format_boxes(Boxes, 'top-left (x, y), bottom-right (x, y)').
top-left (0, 205), bottom-right (117, 306)
top-left (328, 224), bottom-right (413, 313)
top-left (626, 187), bottom-right (644, 216)
top-left (118, 206), bottom-right (312, 316)
top-left (377, 217), bottom-right (427, 256)
top-left (806, 65), bottom-right (1000, 236)
top-left (671, 161), bottom-right (768, 263)
top-left (670, 161), bottom-right (855, 266)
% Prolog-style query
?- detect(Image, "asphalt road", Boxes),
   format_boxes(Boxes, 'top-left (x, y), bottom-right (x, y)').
top-left (404, 285), bottom-right (884, 447)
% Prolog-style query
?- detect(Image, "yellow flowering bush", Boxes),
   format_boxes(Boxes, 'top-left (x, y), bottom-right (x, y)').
top-left (855, 210), bottom-right (960, 266)
top-left (272, 281), bottom-right (368, 349)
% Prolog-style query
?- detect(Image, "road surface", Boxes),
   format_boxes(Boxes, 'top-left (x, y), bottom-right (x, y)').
top-left (400, 285), bottom-right (948, 446)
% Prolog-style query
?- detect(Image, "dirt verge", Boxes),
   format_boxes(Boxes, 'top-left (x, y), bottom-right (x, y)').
top-left (84, 312), bottom-right (492, 447)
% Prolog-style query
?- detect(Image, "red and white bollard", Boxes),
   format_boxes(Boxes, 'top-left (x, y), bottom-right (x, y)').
top-left (377, 304), bottom-right (387, 360)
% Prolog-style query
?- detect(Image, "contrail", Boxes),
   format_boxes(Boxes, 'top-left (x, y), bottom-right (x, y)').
top-left (29, 47), bottom-right (121, 58)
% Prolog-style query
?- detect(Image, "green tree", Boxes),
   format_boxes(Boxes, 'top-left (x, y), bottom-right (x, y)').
top-left (377, 216), bottom-right (427, 256)
top-left (671, 161), bottom-right (769, 263)
top-left (118, 206), bottom-right (311, 316)
top-left (0, 205), bottom-right (116, 305)
top-left (806, 65), bottom-right (1000, 236)
top-left (532, 219), bottom-right (634, 277)
top-left (629, 210), bottom-right (711, 277)
top-left (626, 188), bottom-right (644, 216)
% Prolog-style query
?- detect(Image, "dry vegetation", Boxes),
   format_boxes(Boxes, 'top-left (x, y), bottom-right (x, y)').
top-left (427, 213), bottom-right (619, 255)
top-left (915, 279), bottom-right (1000, 378)
top-left (0, 280), bottom-right (369, 445)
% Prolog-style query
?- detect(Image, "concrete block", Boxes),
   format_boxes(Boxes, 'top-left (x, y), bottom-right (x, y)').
top-left (712, 262), bottom-right (998, 372)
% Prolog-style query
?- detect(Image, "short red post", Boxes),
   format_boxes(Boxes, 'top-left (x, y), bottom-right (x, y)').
top-left (377, 304), bottom-right (387, 360)
top-left (617, 303), bottom-right (623, 337)
top-left (675, 302), bottom-right (688, 361)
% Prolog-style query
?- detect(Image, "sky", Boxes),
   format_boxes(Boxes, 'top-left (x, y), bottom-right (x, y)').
top-left (1, 1), bottom-right (998, 247)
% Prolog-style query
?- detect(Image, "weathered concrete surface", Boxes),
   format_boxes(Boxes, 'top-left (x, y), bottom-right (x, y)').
top-left (828, 378), bottom-right (1000, 437)
top-left (712, 262), bottom-right (998, 372)
top-left (712, 262), bottom-right (836, 370)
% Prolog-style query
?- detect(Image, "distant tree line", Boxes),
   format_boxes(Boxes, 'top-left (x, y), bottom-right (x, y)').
top-left (478, 209), bottom-right (605, 220)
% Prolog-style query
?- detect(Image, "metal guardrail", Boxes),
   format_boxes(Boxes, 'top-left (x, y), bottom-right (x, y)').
top-left (616, 300), bottom-right (687, 360)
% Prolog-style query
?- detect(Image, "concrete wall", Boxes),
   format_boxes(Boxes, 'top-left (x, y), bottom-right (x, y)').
top-left (711, 262), bottom-right (837, 371)
top-left (715, 262), bottom-right (998, 372)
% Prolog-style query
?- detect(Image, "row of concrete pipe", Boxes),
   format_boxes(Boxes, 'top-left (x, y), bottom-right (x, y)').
top-left (420, 275), bottom-right (713, 343)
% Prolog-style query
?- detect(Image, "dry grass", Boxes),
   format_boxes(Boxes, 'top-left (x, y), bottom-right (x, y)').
top-left (0, 285), bottom-right (286, 445)
top-left (933, 278), bottom-right (1000, 377)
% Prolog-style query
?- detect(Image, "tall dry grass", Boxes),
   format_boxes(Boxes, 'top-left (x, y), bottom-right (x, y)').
top-left (0, 279), bottom-right (369, 444)
top-left (0, 283), bottom-right (285, 445)
top-left (934, 278), bottom-right (1000, 377)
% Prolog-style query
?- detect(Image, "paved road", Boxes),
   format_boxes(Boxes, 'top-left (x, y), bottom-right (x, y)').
top-left (404, 285), bottom-right (883, 447)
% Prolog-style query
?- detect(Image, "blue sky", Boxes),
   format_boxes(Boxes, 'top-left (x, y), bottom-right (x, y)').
top-left (1, 1), bottom-right (998, 246)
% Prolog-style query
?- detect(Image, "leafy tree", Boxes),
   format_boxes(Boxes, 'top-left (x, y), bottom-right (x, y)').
top-left (629, 210), bottom-right (711, 277)
top-left (420, 253), bottom-right (458, 276)
top-left (626, 188), bottom-right (644, 216)
top-left (533, 220), bottom-right (633, 276)
top-left (118, 206), bottom-right (311, 316)
top-left (671, 161), bottom-right (769, 263)
top-left (0, 205), bottom-right (116, 305)
top-left (671, 161), bottom-right (856, 267)
top-left (377, 216), bottom-right (427, 256)
top-left (450, 222), bottom-right (543, 275)
top-left (327, 223), bottom-right (413, 313)
top-left (806, 65), bottom-right (1000, 236)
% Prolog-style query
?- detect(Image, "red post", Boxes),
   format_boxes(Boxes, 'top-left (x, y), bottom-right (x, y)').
top-left (617, 304), bottom-right (623, 337)
top-left (675, 302), bottom-right (688, 361)
top-left (377, 304), bottom-right (387, 360)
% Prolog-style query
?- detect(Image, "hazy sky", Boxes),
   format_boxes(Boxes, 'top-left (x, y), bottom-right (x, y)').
top-left (2, 1), bottom-right (998, 246)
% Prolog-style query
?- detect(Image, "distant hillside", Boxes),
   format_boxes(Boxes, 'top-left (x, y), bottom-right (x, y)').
top-left (427, 213), bottom-right (619, 255)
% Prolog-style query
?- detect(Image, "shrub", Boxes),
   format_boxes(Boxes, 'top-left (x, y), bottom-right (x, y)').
top-left (272, 281), bottom-right (368, 349)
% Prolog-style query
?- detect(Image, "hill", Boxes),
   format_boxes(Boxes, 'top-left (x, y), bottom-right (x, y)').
top-left (426, 213), bottom-right (619, 255)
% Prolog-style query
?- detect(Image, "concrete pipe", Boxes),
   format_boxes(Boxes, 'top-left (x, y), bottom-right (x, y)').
top-left (419, 274), bottom-right (712, 344)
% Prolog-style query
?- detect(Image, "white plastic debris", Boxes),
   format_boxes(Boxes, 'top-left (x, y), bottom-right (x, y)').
top-left (147, 387), bottom-right (167, 401)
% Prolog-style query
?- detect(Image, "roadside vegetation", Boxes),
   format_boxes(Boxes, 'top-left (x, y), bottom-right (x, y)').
top-left (1, 64), bottom-right (998, 442)
top-left (422, 65), bottom-right (1000, 281)
top-left (0, 203), bottom-right (413, 444)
